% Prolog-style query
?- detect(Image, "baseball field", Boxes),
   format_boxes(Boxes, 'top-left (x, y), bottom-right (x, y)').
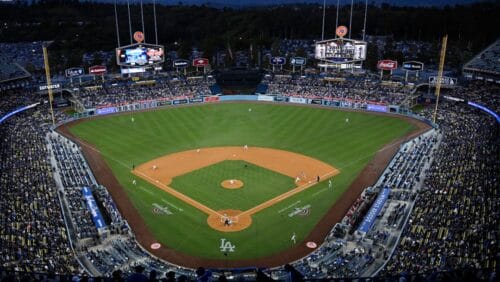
top-left (64, 102), bottom-right (423, 267)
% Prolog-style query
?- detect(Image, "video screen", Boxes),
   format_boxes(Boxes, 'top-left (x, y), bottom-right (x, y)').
top-left (117, 44), bottom-right (164, 66)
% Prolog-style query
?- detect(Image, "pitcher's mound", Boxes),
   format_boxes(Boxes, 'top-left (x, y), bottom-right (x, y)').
top-left (207, 209), bottom-right (252, 232)
top-left (221, 179), bottom-right (244, 189)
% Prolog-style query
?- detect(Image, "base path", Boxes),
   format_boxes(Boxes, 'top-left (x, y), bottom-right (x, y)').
top-left (132, 147), bottom-right (339, 232)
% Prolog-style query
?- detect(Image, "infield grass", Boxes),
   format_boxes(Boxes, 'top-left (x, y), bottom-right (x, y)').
top-left (170, 160), bottom-right (296, 211)
top-left (69, 103), bottom-right (416, 260)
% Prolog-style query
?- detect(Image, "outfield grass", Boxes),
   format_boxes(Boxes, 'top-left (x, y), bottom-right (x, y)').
top-left (69, 103), bottom-right (415, 260)
top-left (170, 160), bottom-right (296, 211)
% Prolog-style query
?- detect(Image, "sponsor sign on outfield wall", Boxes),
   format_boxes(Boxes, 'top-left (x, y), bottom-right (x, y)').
top-left (96, 107), bottom-right (117, 115)
top-left (367, 104), bottom-right (388, 112)
top-left (289, 97), bottom-right (307, 104)
top-left (204, 96), bottom-right (220, 103)
top-left (172, 99), bottom-right (188, 105)
top-left (257, 95), bottom-right (274, 102)
top-left (377, 60), bottom-right (398, 71)
top-left (189, 97), bottom-right (203, 103)
top-left (310, 99), bottom-right (323, 105)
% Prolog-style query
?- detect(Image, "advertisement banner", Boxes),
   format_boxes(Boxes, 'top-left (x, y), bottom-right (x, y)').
top-left (172, 99), bottom-right (188, 105)
top-left (429, 76), bottom-right (457, 85)
top-left (173, 59), bottom-right (189, 68)
top-left (157, 100), bottom-right (172, 107)
top-left (402, 61), bottom-right (424, 71)
top-left (367, 104), bottom-right (388, 112)
top-left (358, 188), bottom-right (391, 234)
top-left (270, 57), bottom-right (286, 65)
top-left (65, 67), bottom-right (84, 77)
top-left (189, 97), bottom-right (203, 103)
top-left (257, 95), bottom-right (274, 102)
top-left (290, 57), bottom-right (306, 66)
top-left (289, 97), bottom-right (307, 104)
top-left (96, 107), bottom-right (117, 115)
top-left (89, 65), bottom-right (107, 75)
top-left (310, 99), bottom-right (323, 105)
top-left (38, 83), bottom-right (61, 91)
top-left (82, 187), bottom-right (106, 229)
top-left (192, 58), bottom-right (209, 67)
top-left (377, 60), bottom-right (398, 71)
top-left (204, 96), bottom-right (220, 103)
top-left (274, 96), bottom-right (286, 102)
top-left (121, 67), bottom-right (146, 74)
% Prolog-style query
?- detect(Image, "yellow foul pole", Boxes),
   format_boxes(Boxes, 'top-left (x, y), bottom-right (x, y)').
top-left (42, 46), bottom-right (56, 126)
top-left (432, 35), bottom-right (448, 124)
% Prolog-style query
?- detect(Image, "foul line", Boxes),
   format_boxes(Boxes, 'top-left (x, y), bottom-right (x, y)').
top-left (238, 170), bottom-right (339, 217)
top-left (132, 170), bottom-right (224, 218)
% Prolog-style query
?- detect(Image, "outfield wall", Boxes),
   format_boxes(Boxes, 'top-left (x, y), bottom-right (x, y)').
top-left (68, 94), bottom-right (436, 129)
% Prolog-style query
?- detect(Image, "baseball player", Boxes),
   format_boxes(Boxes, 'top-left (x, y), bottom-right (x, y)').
top-left (291, 232), bottom-right (296, 244)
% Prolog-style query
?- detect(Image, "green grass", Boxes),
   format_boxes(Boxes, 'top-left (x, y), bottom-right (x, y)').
top-left (69, 103), bottom-right (416, 260)
top-left (170, 160), bottom-right (296, 211)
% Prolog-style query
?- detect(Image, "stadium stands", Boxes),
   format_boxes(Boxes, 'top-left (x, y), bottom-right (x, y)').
top-left (463, 39), bottom-right (500, 82)
top-left (0, 74), bottom-right (498, 281)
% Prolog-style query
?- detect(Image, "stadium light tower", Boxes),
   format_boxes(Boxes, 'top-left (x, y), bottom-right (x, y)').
top-left (114, 0), bottom-right (121, 47)
top-left (335, 0), bottom-right (340, 37)
top-left (321, 0), bottom-right (326, 40)
top-left (127, 0), bottom-right (133, 44)
top-left (140, 0), bottom-right (146, 43)
top-left (153, 0), bottom-right (158, 45)
top-left (363, 0), bottom-right (368, 41)
top-left (349, 0), bottom-right (354, 38)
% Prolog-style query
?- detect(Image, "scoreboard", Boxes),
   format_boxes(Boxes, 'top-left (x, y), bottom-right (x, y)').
top-left (116, 43), bottom-right (164, 67)
top-left (315, 38), bottom-right (367, 64)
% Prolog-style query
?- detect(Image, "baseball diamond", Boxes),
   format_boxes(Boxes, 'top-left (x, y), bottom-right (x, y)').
top-left (132, 147), bottom-right (339, 232)
top-left (62, 102), bottom-right (427, 267)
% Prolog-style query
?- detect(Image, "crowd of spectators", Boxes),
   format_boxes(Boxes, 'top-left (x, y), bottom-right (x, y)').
top-left (0, 42), bottom-right (46, 71)
top-left (463, 39), bottom-right (500, 76)
top-left (74, 77), bottom-right (214, 108)
top-left (1, 71), bottom-right (498, 280)
top-left (0, 91), bottom-right (81, 274)
top-left (265, 75), bottom-right (410, 105)
top-left (382, 99), bottom-right (498, 278)
top-left (0, 55), bottom-right (30, 83)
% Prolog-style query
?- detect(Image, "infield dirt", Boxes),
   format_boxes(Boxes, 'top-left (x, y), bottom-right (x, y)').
top-left (132, 147), bottom-right (339, 232)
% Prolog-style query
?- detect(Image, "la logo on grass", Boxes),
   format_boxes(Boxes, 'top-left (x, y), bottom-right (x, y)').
top-left (219, 238), bottom-right (236, 253)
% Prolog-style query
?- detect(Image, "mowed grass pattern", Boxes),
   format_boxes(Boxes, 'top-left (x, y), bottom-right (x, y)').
top-left (69, 103), bottom-right (416, 260)
top-left (170, 160), bottom-right (296, 211)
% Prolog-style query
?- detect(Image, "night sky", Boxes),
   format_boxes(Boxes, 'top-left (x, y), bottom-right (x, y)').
top-left (145, 0), bottom-right (486, 7)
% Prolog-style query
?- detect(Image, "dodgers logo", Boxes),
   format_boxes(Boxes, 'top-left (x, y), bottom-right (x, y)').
top-left (219, 238), bottom-right (236, 252)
